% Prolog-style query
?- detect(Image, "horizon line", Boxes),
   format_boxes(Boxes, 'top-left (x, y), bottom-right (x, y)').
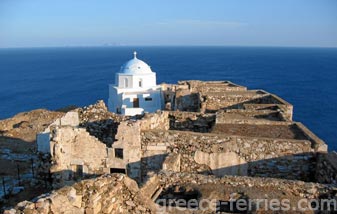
top-left (1, 44), bottom-right (337, 50)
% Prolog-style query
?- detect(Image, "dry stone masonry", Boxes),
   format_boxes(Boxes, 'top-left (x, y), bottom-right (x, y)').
top-left (3, 80), bottom-right (337, 213)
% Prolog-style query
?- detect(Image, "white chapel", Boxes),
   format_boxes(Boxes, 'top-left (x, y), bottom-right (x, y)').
top-left (108, 52), bottom-right (164, 116)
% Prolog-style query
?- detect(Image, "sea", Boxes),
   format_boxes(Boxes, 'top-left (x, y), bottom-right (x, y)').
top-left (0, 46), bottom-right (336, 151)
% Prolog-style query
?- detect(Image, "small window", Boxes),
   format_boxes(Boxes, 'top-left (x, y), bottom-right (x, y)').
top-left (115, 148), bottom-right (123, 159)
top-left (145, 97), bottom-right (153, 101)
top-left (124, 78), bottom-right (129, 88)
top-left (139, 80), bottom-right (142, 87)
top-left (110, 168), bottom-right (126, 174)
top-left (116, 107), bottom-right (121, 114)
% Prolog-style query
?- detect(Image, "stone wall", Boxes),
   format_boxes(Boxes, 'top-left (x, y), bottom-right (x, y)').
top-left (255, 94), bottom-right (293, 120)
top-left (294, 123), bottom-right (327, 152)
top-left (111, 121), bottom-right (142, 180)
top-left (141, 130), bottom-right (316, 181)
top-left (139, 111), bottom-right (169, 131)
top-left (202, 91), bottom-right (267, 112)
top-left (37, 111), bottom-right (80, 154)
top-left (175, 89), bottom-right (201, 112)
top-left (316, 152), bottom-right (337, 184)
top-left (79, 100), bottom-right (126, 147)
top-left (49, 126), bottom-right (107, 187)
top-left (140, 134), bottom-right (167, 181)
top-left (107, 111), bottom-right (169, 182)
top-left (215, 109), bottom-right (285, 124)
top-left (178, 80), bottom-right (248, 93)
top-left (168, 111), bottom-right (215, 132)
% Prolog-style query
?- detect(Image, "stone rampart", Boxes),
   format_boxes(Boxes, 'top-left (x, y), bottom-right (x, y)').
top-left (178, 80), bottom-right (247, 93)
top-left (168, 111), bottom-right (215, 132)
top-left (202, 90), bottom-right (267, 112)
top-left (316, 152), bottom-right (337, 184)
top-left (141, 130), bottom-right (316, 181)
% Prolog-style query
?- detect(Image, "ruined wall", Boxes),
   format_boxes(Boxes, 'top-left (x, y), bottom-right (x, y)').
top-left (255, 94), bottom-right (293, 120)
top-left (295, 123), bottom-right (327, 152)
top-left (139, 111), bottom-right (169, 131)
top-left (178, 80), bottom-right (247, 93)
top-left (110, 121), bottom-right (142, 181)
top-left (140, 130), bottom-right (167, 181)
top-left (37, 111), bottom-right (80, 154)
top-left (141, 130), bottom-right (316, 181)
top-left (107, 111), bottom-right (169, 182)
top-left (316, 152), bottom-right (337, 184)
top-left (174, 89), bottom-right (201, 112)
top-left (50, 126), bottom-right (107, 186)
top-left (202, 91), bottom-right (266, 112)
top-left (215, 109), bottom-right (285, 124)
top-left (168, 111), bottom-right (215, 132)
top-left (79, 100), bottom-right (126, 147)
top-left (5, 174), bottom-right (155, 214)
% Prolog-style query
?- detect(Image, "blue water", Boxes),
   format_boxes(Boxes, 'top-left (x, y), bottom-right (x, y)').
top-left (0, 47), bottom-right (336, 150)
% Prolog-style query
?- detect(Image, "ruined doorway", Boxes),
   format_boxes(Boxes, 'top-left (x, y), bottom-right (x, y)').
top-left (110, 168), bottom-right (126, 174)
top-left (133, 98), bottom-right (139, 107)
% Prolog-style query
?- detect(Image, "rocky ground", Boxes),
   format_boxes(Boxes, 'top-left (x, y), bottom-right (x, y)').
top-left (0, 109), bottom-right (66, 208)
top-left (0, 109), bottom-right (65, 143)
top-left (0, 100), bottom-right (126, 210)
top-left (4, 174), bottom-right (156, 214)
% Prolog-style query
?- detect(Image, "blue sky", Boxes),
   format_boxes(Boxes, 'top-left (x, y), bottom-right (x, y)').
top-left (0, 0), bottom-right (336, 48)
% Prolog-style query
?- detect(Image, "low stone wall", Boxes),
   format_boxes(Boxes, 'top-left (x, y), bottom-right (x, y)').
top-left (168, 111), bottom-right (215, 132)
top-left (215, 109), bottom-right (285, 124)
top-left (257, 94), bottom-right (293, 120)
top-left (179, 80), bottom-right (248, 93)
top-left (316, 152), bottom-right (337, 184)
top-left (203, 91), bottom-right (266, 112)
top-left (212, 119), bottom-right (327, 153)
top-left (141, 130), bottom-right (316, 181)
top-left (295, 123), bottom-right (327, 152)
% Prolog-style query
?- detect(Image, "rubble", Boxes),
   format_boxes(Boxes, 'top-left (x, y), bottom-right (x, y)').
top-left (2, 80), bottom-right (337, 213)
top-left (4, 174), bottom-right (156, 214)
top-left (78, 100), bottom-right (127, 146)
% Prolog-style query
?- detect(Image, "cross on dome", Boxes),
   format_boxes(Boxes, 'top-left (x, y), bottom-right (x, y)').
top-left (119, 51), bottom-right (153, 74)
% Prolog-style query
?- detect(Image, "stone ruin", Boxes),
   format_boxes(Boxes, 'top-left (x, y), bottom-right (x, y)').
top-left (4, 80), bottom-right (337, 213)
